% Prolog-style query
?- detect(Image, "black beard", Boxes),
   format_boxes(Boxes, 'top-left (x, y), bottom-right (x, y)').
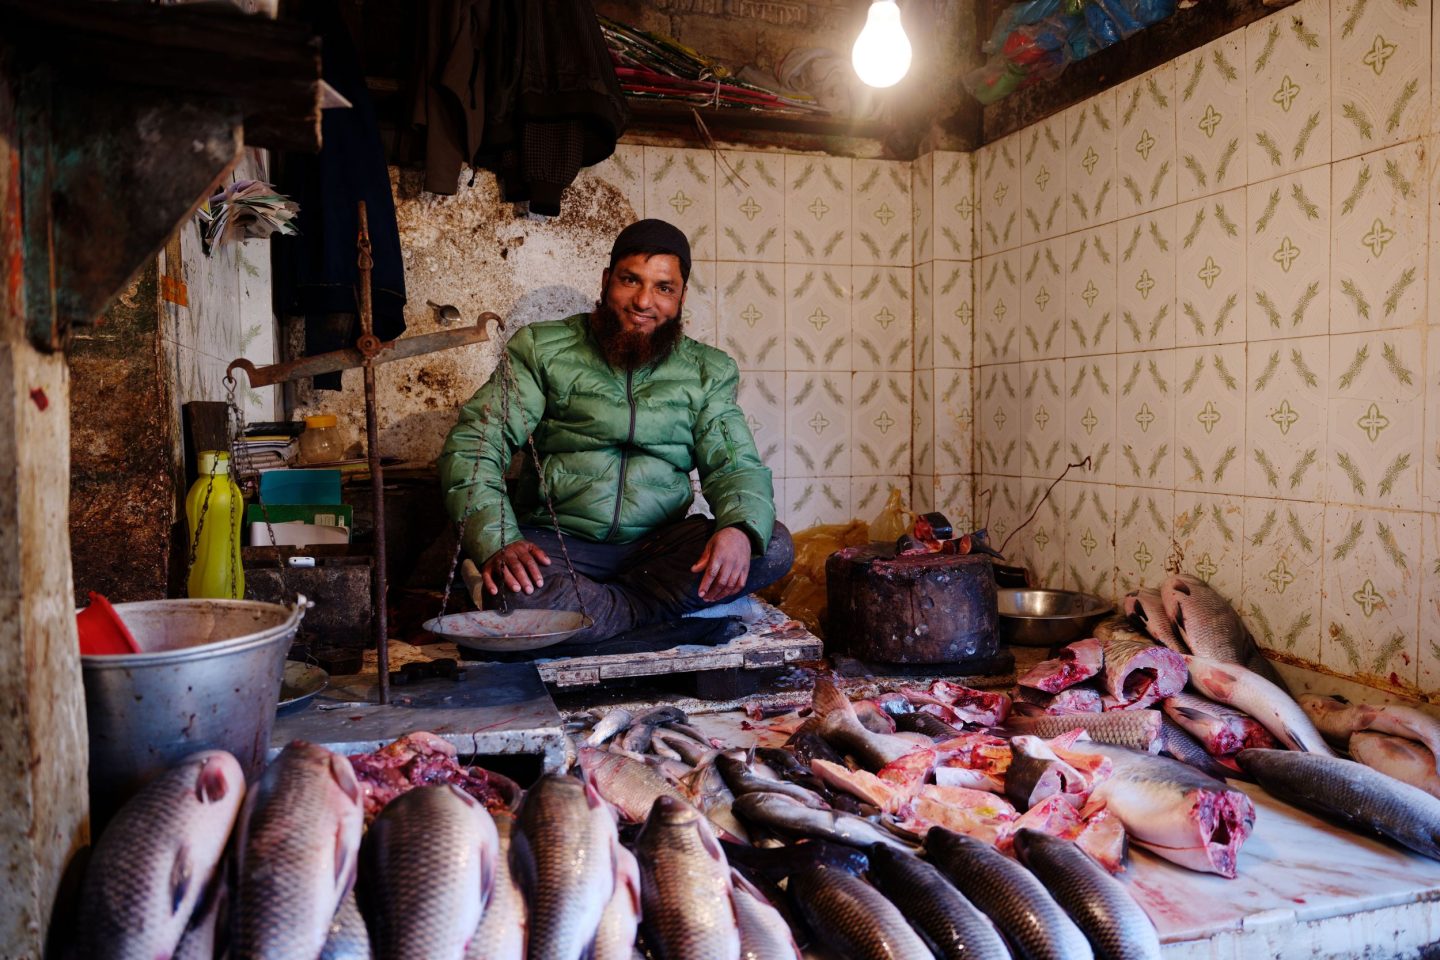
top-left (589, 300), bottom-right (684, 371)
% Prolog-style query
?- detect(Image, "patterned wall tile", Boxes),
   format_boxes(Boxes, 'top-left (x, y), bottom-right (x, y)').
top-left (914, 263), bottom-right (935, 369)
top-left (1065, 224), bottom-right (1118, 358)
top-left (1176, 187), bottom-right (1248, 346)
top-left (932, 261), bottom-right (974, 369)
top-left (933, 151), bottom-right (976, 260)
top-left (853, 267), bottom-right (913, 372)
top-left (716, 151), bottom-right (785, 262)
top-left (717, 263), bottom-right (785, 371)
top-left (785, 372), bottom-right (851, 479)
top-left (644, 147), bottom-right (716, 259)
top-left (783, 477), bottom-right (852, 529)
top-left (977, 252), bottom-right (1021, 364)
top-left (976, 363), bottom-right (1022, 477)
top-left (854, 159), bottom-right (913, 266)
top-left (1419, 515), bottom-right (1440, 694)
top-left (785, 155), bottom-right (852, 264)
top-left (912, 369), bottom-right (936, 475)
top-left (1065, 89), bottom-right (1119, 232)
top-left (1116, 63), bottom-right (1178, 217)
top-left (978, 473), bottom-right (1025, 558)
top-left (852, 372), bottom-right (912, 477)
top-left (1331, 0), bottom-right (1430, 161)
top-left (1021, 477), bottom-right (1068, 587)
top-left (1426, 332), bottom-right (1440, 511)
top-left (1320, 505), bottom-right (1422, 690)
top-left (1022, 114), bottom-right (1068, 244)
top-left (1245, 336), bottom-right (1329, 502)
top-left (912, 153), bottom-right (935, 263)
top-left (1021, 359), bottom-right (1066, 481)
top-left (589, 143), bottom-right (646, 218)
top-left (684, 261), bottom-right (718, 346)
top-left (1173, 492), bottom-right (1247, 601)
top-left (1327, 328), bottom-right (1424, 510)
top-left (852, 477), bottom-right (892, 522)
top-left (1246, 167), bottom-right (1331, 342)
top-left (1064, 481), bottom-right (1118, 600)
top-left (1330, 141), bottom-right (1427, 333)
top-left (1174, 344), bottom-right (1247, 495)
top-left (1175, 33), bottom-right (1248, 202)
top-left (936, 474), bottom-right (977, 531)
top-left (1116, 208), bottom-right (1178, 352)
top-left (1116, 486), bottom-right (1175, 593)
top-left (1242, 497), bottom-right (1325, 664)
top-left (737, 370), bottom-right (787, 479)
top-left (1246, 0), bottom-right (1331, 180)
top-left (977, 135), bottom-right (1022, 256)
top-left (911, 473), bottom-right (937, 513)
top-left (1065, 355), bottom-right (1118, 484)
top-left (1019, 240), bottom-right (1065, 361)
top-left (934, 367), bottom-right (974, 475)
top-left (784, 265), bottom-right (851, 371)
top-left (1116, 349), bottom-right (1177, 489)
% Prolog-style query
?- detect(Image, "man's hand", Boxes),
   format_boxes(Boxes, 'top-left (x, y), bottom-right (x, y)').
top-left (690, 526), bottom-right (752, 602)
top-left (481, 540), bottom-right (552, 596)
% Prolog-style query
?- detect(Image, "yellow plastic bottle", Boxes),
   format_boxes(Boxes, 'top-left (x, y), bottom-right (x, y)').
top-left (185, 450), bottom-right (246, 599)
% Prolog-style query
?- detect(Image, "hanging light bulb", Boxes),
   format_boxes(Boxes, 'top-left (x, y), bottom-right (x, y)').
top-left (852, 0), bottom-right (913, 88)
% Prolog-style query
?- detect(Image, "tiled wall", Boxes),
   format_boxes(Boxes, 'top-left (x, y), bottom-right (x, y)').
top-left (971, 0), bottom-right (1440, 698)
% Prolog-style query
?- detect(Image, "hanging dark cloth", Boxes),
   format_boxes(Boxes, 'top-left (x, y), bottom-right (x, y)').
top-left (272, 0), bottom-right (406, 389)
top-left (405, 0), bottom-right (628, 214)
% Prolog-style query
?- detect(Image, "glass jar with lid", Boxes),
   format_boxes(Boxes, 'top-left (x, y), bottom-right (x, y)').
top-left (297, 414), bottom-right (344, 464)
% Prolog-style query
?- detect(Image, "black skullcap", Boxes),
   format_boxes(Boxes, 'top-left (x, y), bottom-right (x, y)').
top-left (609, 219), bottom-right (692, 282)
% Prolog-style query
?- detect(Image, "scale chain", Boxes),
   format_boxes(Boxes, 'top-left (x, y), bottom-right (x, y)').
top-left (225, 375), bottom-right (291, 597)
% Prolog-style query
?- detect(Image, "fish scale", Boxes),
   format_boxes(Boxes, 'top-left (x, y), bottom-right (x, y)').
top-left (866, 845), bottom-right (1010, 960)
top-left (789, 863), bottom-right (936, 960)
top-left (926, 828), bottom-right (1093, 960)
top-left (634, 796), bottom-right (742, 960)
top-left (730, 869), bottom-right (803, 960)
top-left (467, 812), bottom-right (526, 960)
top-left (234, 742), bottom-right (365, 960)
top-left (1012, 830), bottom-right (1160, 960)
top-left (319, 891), bottom-right (371, 960)
top-left (362, 784), bottom-right (497, 960)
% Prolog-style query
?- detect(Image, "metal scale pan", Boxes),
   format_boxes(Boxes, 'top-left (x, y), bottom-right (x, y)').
top-left (422, 608), bottom-right (592, 653)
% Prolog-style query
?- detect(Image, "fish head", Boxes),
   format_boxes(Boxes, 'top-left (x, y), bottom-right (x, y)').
top-left (188, 750), bottom-right (243, 805)
top-left (647, 794), bottom-right (700, 826)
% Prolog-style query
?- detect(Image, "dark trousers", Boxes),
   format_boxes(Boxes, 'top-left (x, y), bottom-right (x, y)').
top-left (494, 517), bottom-right (794, 644)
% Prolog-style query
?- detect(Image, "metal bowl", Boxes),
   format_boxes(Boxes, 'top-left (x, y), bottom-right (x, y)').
top-left (996, 588), bottom-right (1112, 647)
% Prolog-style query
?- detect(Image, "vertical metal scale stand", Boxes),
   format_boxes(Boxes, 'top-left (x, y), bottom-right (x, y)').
top-left (228, 202), bottom-right (503, 704)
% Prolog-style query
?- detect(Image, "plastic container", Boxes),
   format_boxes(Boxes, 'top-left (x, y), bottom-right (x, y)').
top-left (185, 451), bottom-right (245, 599)
top-left (80, 596), bottom-right (307, 827)
top-left (298, 413), bottom-right (344, 464)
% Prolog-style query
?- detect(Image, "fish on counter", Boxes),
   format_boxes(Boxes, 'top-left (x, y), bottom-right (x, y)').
top-left (75, 750), bottom-right (245, 960)
top-left (1016, 685), bottom-right (1104, 715)
top-left (1160, 575), bottom-right (1286, 688)
top-left (927, 680), bottom-right (1012, 727)
top-left (1122, 588), bottom-right (1185, 655)
top-left (788, 863), bottom-right (937, 960)
top-left (1163, 691), bottom-right (1277, 756)
top-left (1011, 829), bottom-right (1161, 960)
top-left (926, 827), bottom-right (1094, 960)
top-left (1093, 628), bottom-right (1186, 711)
top-left (1017, 637), bottom-right (1106, 693)
top-left (1237, 748), bottom-right (1440, 862)
top-left (466, 811), bottom-right (526, 960)
top-left (732, 792), bottom-right (911, 851)
top-left (716, 750), bottom-right (828, 808)
top-left (1348, 732), bottom-right (1440, 802)
top-left (811, 677), bottom-right (921, 770)
top-left (585, 708), bottom-right (635, 747)
top-left (234, 741), bottom-right (365, 960)
top-left (1185, 656), bottom-right (1334, 756)
top-left (909, 785), bottom-right (1018, 846)
top-left (578, 745), bottom-right (689, 823)
top-left (1005, 735), bottom-right (1089, 811)
top-left (620, 705), bottom-right (690, 755)
top-left (730, 869), bottom-right (804, 960)
top-left (633, 796), bottom-right (741, 960)
top-left (1156, 714), bottom-right (1243, 782)
top-left (1004, 709), bottom-right (1163, 753)
top-left (319, 890), bottom-right (371, 960)
top-left (593, 844), bottom-right (643, 960)
top-left (360, 784), bottom-right (498, 960)
top-left (720, 838), bottom-right (870, 882)
top-left (347, 731), bottom-right (519, 821)
top-left (865, 844), bottom-right (1010, 960)
top-left (1298, 694), bottom-right (1440, 767)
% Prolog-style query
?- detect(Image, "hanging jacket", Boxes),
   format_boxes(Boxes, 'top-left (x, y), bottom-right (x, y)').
top-left (438, 314), bottom-right (775, 563)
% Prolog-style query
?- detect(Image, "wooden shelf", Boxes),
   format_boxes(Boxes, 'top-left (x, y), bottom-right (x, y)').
top-left (624, 99), bottom-right (915, 159)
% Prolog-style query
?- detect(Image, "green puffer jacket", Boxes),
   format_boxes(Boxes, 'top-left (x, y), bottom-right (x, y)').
top-left (438, 313), bottom-right (775, 563)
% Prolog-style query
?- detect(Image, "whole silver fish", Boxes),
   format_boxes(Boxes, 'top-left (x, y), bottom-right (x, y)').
top-left (731, 792), bottom-right (909, 851)
top-left (1349, 732), bottom-right (1440, 801)
top-left (729, 870), bottom-right (802, 960)
top-left (361, 784), bottom-right (497, 960)
top-left (1161, 576), bottom-right (1286, 687)
top-left (634, 796), bottom-right (741, 960)
top-left (592, 843), bottom-right (643, 960)
top-left (716, 750), bottom-right (828, 808)
top-left (866, 844), bottom-right (1009, 960)
top-left (926, 827), bottom-right (1093, 960)
top-left (1298, 694), bottom-right (1440, 769)
top-left (1066, 741), bottom-right (1255, 878)
top-left (466, 812), bottom-right (526, 960)
top-left (1011, 829), bottom-right (1161, 960)
top-left (1123, 589), bottom-right (1186, 654)
top-left (811, 677), bottom-right (917, 769)
top-left (654, 727), bottom-right (715, 766)
top-left (320, 891), bottom-right (372, 960)
top-left (620, 706), bottom-right (689, 754)
top-left (1185, 656), bottom-right (1334, 755)
top-left (76, 750), bottom-right (246, 960)
top-left (234, 742), bottom-right (364, 960)
top-left (790, 863), bottom-right (936, 960)
top-left (1237, 748), bottom-right (1440, 861)
top-left (513, 775), bottom-right (618, 960)
top-left (1004, 710), bottom-right (1163, 753)
top-left (586, 708), bottom-right (635, 747)
top-left (578, 745), bottom-right (688, 823)
top-left (173, 879), bottom-right (226, 960)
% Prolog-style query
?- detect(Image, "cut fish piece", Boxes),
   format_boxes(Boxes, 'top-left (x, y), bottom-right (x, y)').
top-left (1017, 638), bottom-right (1106, 693)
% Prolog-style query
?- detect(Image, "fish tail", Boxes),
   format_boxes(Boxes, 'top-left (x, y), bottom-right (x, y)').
top-left (811, 678), bottom-right (857, 725)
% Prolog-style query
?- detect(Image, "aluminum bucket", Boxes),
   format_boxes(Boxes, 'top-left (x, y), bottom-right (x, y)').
top-left (80, 596), bottom-right (307, 826)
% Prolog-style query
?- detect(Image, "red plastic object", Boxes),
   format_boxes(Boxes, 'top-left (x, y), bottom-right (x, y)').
top-left (77, 592), bottom-right (139, 655)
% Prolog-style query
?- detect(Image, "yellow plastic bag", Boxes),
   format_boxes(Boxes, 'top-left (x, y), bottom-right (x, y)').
top-left (762, 518), bottom-right (870, 636)
top-left (869, 486), bottom-right (914, 544)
